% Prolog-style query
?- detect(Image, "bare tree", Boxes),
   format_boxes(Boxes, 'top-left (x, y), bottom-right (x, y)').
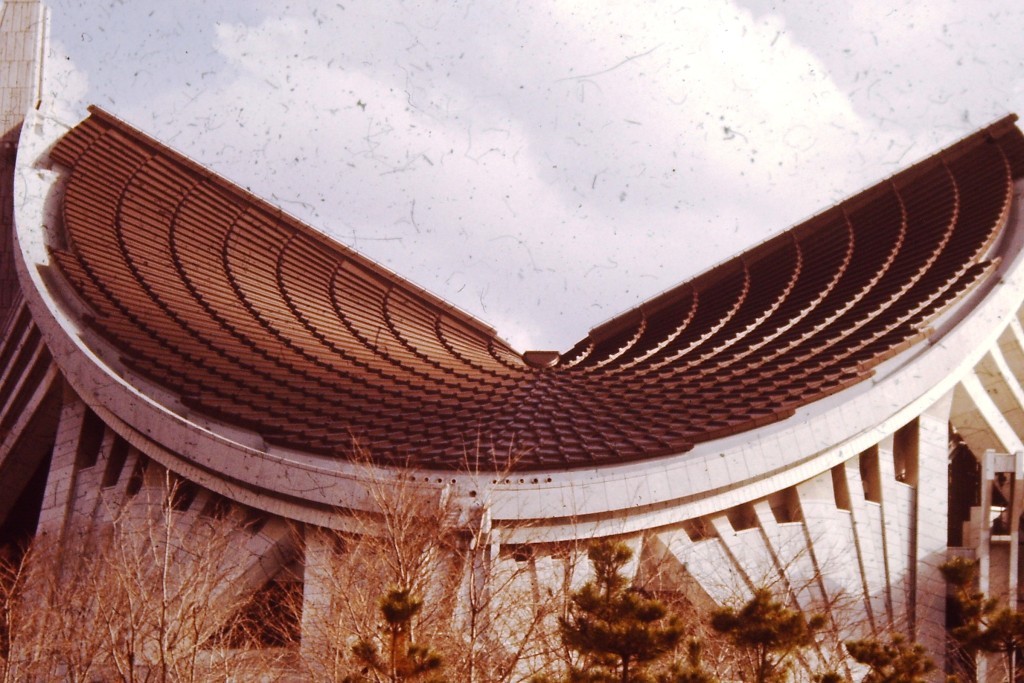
top-left (297, 461), bottom-right (461, 680)
top-left (0, 531), bottom-right (116, 681)
top-left (1, 462), bottom-right (293, 681)
top-left (298, 449), bottom-right (582, 682)
top-left (96, 471), bottom-right (271, 682)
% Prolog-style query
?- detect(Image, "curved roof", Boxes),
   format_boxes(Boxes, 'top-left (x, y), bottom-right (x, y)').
top-left (46, 107), bottom-right (1024, 471)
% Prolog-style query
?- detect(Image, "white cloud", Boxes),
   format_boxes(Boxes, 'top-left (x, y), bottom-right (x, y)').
top-left (43, 38), bottom-right (88, 124)
top-left (46, 0), bottom-right (1024, 350)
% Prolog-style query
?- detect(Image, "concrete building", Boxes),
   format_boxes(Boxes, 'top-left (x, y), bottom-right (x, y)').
top-left (4, 1), bottom-right (1024, 678)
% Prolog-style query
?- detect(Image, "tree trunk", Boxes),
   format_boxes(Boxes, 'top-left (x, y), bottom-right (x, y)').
top-left (757, 647), bottom-right (770, 683)
top-left (389, 625), bottom-right (398, 683)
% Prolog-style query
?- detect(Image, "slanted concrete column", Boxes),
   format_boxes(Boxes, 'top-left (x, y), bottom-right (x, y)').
top-left (35, 388), bottom-right (86, 543)
top-left (299, 526), bottom-right (336, 671)
top-left (914, 394), bottom-right (954, 671)
top-left (877, 433), bottom-right (912, 631)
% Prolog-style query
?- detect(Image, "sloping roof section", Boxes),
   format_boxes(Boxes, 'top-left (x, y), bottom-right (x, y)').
top-left (47, 107), bottom-right (1024, 471)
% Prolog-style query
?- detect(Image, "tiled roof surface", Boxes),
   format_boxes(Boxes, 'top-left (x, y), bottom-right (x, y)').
top-left (47, 108), bottom-right (1024, 471)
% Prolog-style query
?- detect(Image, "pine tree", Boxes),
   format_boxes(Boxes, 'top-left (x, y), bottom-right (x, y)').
top-left (657, 638), bottom-right (717, 683)
top-left (710, 588), bottom-right (824, 683)
top-left (977, 608), bottom-right (1024, 683)
top-left (812, 673), bottom-right (844, 683)
top-left (942, 556), bottom-right (1024, 682)
top-left (845, 632), bottom-right (936, 683)
top-left (351, 587), bottom-right (443, 682)
top-left (941, 556), bottom-right (994, 665)
top-left (559, 540), bottom-right (684, 683)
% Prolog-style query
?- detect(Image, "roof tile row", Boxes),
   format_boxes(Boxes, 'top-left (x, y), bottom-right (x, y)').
top-left (44, 108), bottom-right (1024, 470)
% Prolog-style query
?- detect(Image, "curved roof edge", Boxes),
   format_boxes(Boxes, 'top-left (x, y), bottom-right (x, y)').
top-left (13, 108), bottom-right (1024, 540)
top-left (584, 114), bottom-right (1024, 347)
top-left (81, 106), bottom-right (512, 346)
top-left (36, 109), bottom-right (1024, 470)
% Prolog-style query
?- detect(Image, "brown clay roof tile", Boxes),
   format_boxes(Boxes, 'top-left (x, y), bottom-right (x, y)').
top-left (47, 107), bottom-right (1024, 470)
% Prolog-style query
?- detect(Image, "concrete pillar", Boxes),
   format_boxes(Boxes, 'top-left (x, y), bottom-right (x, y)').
top-left (914, 394), bottom-right (954, 670)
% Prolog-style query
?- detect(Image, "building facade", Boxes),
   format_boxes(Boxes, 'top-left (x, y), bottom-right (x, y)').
top-left (4, 2), bottom-right (1024, 679)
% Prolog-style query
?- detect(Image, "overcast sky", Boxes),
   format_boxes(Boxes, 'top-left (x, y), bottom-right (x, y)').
top-left (41, 1), bottom-right (1024, 352)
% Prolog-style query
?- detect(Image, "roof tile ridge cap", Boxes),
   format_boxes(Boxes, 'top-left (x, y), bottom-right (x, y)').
top-left (380, 284), bottom-right (459, 376)
top-left (432, 315), bottom-right (511, 377)
top-left (586, 311), bottom-right (648, 371)
top-left (762, 186), bottom-right (912, 373)
top-left (640, 258), bottom-right (753, 376)
top-left (601, 282), bottom-right (702, 374)
top-left (486, 336), bottom-right (528, 371)
top-left (556, 339), bottom-right (595, 369)
top-left (81, 105), bottom-right (511, 347)
top-left (711, 217), bottom-right (853, 383)
top-left (680, 236), bottom-right (804, 376)
top-left (845, 113), bottom-right (1021, 206)
top-left (703, 233), bottom-right (806, 374)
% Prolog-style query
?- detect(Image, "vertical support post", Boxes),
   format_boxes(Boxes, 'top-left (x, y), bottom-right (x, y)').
top-left (300, 526), bottom-right (335, 672)
top-left (1008, 452), bottom-right (1024, 610)
top-left (914, 398), bottom-right (954, 670)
